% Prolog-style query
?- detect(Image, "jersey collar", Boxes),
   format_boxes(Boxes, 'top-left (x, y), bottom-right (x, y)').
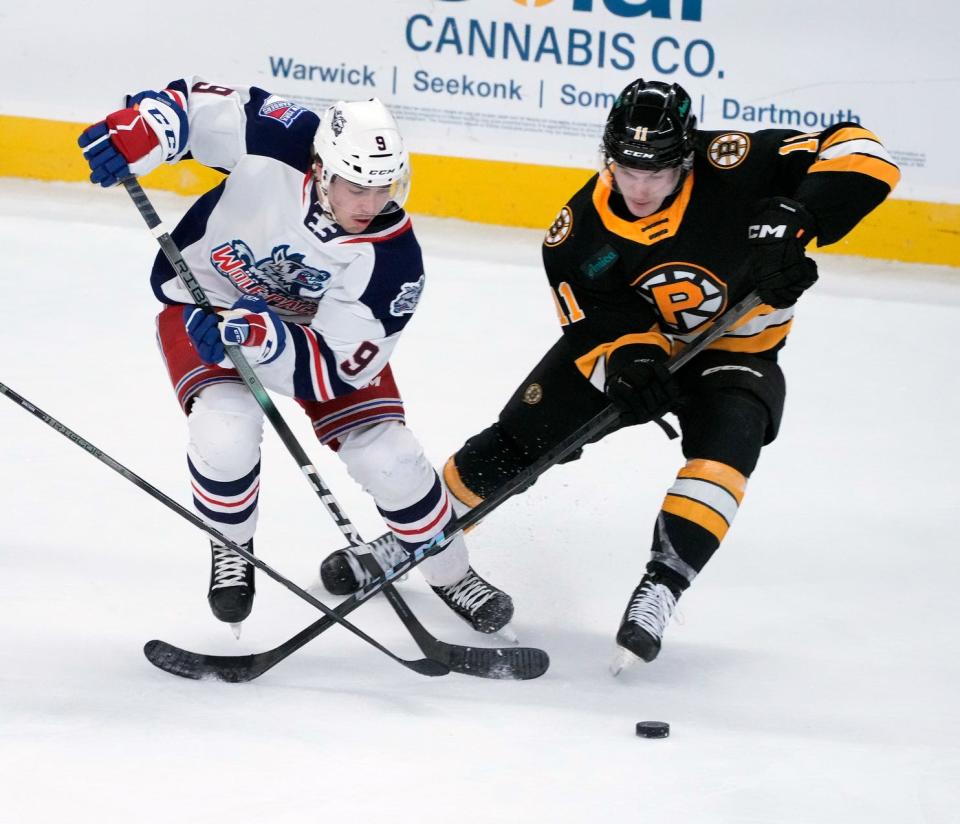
top-left (592, 169), bottom-right (694, 244)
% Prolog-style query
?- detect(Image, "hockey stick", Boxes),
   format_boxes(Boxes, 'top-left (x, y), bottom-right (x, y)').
top-left (142, 291), bottom-right (762, 681)
top-left (121, 177), bottom-right (544, 679)
top-left (0, 381), bottom-right (447, 678)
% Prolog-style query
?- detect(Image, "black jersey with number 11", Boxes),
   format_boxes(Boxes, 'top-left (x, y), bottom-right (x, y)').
top-left (542, 124), bottom-right (900, 392)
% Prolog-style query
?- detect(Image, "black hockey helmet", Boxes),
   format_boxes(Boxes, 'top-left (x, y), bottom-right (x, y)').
top-left (602, 79), bottom-right (697, 171)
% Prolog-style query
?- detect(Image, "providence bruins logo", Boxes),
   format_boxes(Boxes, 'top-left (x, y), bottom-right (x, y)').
top-left (544, 206), bottom-right (573, 247)
top-left (707, 133), bottom-right (751, 169)
top-left (632, 263), bottom-right (726, 335)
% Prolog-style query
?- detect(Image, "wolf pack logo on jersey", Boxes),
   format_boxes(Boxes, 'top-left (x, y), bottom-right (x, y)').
top-left (258, 96), bottom-right (306, 128)
top-left (331, 107), bottom-right (346, 137)
top-left (707, 133), bottom-right (751, 169)
top-left (632, 262), bottom-right (726, 334)
top-left (389, 275), bottom-right (425, 317)
top-left (210, 240), bottom-right (331, 315)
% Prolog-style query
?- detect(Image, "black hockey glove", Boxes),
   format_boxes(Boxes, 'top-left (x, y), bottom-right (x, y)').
top-left (605, 349), bottom-right (680, 425)
top-left (747, 196), bottom-right (819, 309)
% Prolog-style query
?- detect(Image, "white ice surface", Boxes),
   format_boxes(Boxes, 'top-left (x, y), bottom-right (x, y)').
top-left (1, 179), bottom-right (958, 823)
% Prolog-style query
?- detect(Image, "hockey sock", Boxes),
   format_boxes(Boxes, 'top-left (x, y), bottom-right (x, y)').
top-left (648, 458), bottom-right (748, 587)
top-left (188, 455), bottom-right (261, 546)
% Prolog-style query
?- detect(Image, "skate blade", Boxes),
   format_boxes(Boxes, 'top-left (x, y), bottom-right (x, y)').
top-left (610, 645), bottom-right (641, 677)
top-left (494, 624), bottom-right (519, 646)
top-left (230, 622), bottom-right (243, 640)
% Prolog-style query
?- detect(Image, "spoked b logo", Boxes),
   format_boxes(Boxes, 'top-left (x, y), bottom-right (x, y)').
top-left (632, 262), bottom-right (726, 334)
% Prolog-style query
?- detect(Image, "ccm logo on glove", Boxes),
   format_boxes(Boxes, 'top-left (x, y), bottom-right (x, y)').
top-left (77, 90), bottom-right (189, 187)
top-left (748, 223), bottom-right (791, 240)
top-left (746, 196), bottom-right (819, 309)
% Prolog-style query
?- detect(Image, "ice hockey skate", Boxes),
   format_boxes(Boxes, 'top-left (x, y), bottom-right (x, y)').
top-left (322, 535), bottom-right (516, 640)
top-left (431, 567), bottom-right (515, 638)
top-left (610, 572), bottom-right (680, 675)
top-left (319, 533), bottom-right (411, 595)
top-left (208, 539), bottom-right (255, 637)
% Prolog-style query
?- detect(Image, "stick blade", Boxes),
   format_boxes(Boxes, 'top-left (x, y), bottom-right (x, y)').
top-left (442, 645), bottom-right (550, 680)
top-left (143, 640), bottom-right (262, 683)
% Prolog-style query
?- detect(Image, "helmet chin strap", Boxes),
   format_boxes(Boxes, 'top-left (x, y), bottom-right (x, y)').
top-left (312, 157), bottom-right (338, 222)
top-left (668, 159), bottom-right (693, 198)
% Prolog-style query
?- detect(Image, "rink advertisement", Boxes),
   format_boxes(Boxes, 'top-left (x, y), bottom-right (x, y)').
top-left (257, 0), bottom-right (946, 199)
top-left (0, 0), bottom-right (958, 264)
top-left (259, 0), bottom-right (949, 205)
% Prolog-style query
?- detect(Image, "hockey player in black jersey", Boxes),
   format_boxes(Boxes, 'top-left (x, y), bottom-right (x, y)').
top-left (321, 79), bottom-right (900, 669)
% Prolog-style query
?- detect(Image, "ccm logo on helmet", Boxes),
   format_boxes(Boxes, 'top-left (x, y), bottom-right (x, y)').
top-left (748, 223), bottom-right (787, 239)
top-left (369, 168), bottom-right (397, 176)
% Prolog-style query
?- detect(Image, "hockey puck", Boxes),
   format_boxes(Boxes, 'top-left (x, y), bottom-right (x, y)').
top-left (635, 721), bottom-right (670, 739)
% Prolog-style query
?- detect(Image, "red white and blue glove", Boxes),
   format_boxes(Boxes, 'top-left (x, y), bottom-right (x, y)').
top-left (184, 296), bottom-right (287, 367)
top-left (77, 90), bottom-right (188, 187)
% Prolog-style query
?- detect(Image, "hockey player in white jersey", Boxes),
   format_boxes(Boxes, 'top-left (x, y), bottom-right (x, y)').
top-left (78, 80), bottom-right (513, 634)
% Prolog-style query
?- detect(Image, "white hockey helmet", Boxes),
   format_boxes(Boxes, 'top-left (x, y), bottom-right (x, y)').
top-left (313, 98), bottom-right (411, 220)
